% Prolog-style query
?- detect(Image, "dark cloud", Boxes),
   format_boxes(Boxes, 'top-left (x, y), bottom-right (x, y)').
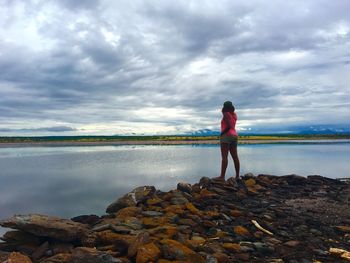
top-left (0, 126), bottom-right (77, 132)
top-left (0, 0), bottom-right (349, 134)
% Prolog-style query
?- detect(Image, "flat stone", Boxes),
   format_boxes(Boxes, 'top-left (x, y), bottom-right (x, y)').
top-left (115, 207), bottom-right (142, 219)
top-left (69, 247), bottom-right (121, 263)
top-left (106, 186), bottom-right (156, 213)
top-left (141, 211), bottom-right (164, 217)
top-left (284, 240), bottom-right (300, 247)
top-left (170, 197), bottom-right (189, 205)
top-left (161, 239), bottom-right (205, 262)
top-left (0, 214), bottom-right (88, 242)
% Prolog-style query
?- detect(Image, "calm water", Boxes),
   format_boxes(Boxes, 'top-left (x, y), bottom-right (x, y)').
top-left (0, 142), bottom-right (349, 235)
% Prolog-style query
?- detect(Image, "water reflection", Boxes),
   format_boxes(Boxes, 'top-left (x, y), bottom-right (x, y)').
top-left (0, 144), bottom-right (349, 235)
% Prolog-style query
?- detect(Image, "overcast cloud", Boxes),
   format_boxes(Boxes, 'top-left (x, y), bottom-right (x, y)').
top-left (0, 0), bottom-right (349, 135)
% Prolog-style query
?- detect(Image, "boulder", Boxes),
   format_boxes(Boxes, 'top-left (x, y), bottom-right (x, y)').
top-left (68, 247), bottom-right (121, 263)
top-left (4, 252), bottom-right (33, 263)
top-left (177, 182), bottom-right (192, 194)
top-left (106, 186), bottom-right (156, 213)
top-left (0, 214), bottom-right (88, 242)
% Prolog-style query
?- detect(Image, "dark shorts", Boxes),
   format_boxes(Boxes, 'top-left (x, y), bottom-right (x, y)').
top-left (220, 135), bottom-right (238, 147)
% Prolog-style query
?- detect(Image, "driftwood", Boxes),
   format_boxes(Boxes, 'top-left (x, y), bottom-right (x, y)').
top-left (251, 220), bottom-right (274, 236)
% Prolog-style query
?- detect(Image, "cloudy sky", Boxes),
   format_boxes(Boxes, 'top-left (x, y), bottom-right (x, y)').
top-left (1, 0), bottom-right (349, 135)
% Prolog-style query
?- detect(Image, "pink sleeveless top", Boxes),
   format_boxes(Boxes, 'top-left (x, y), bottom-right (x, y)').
top-left (221, 112), bottom-right (238, 136)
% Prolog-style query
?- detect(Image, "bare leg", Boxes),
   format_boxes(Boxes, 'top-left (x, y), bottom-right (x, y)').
top-left (229, 144), bottom-right (240, 178)
top-left (219, 143), bottom-right (229, 180)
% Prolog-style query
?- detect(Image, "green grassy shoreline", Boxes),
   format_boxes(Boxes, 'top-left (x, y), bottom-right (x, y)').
top-left (0, 134), bottom-right (349, 144)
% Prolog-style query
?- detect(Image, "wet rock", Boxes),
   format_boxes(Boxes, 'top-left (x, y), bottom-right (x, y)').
top-left (0, 214), bottom-right (88, 242)
top-left (106, 186), bottom-right (156, 213)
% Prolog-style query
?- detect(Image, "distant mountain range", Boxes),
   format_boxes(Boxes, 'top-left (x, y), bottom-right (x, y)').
top-left (189, 125), bottom-right (350, 136)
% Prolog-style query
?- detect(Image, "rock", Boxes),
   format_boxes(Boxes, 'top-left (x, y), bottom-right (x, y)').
top-left (92, 224), bottom-right (111, 232)
top-left (200, 189), bottom-right (217, 198)
top-left (253, 242), bottom-right (274, 255)
top-left (71, 215), bottom-right (101, 226)
top-left (222, 243), bottom-right (241, 252)
top-left (97, 231), bottom-right (134, 247)
top-left (146, 197), bottom-right (163, 206)
top-left (127, 232), bottom-right (150, 258)
top-left (335, 225), bottom-right (350, 233)
top-left (161, 239), bottom-right (205, 262)
top-left (106, 186), bottom-right (156, 213)
top-left (136, 242), bottom-right (161, 263)
top-left (199, 177), bottom-right (211, 187)
top-left (177, 182), bottom-right (192, 194)
top-left (0, 214), bottom-right (88, 242)
top-left (141, 211), bottom-right (164, 217)
top-left (0, 251), bottom-right (10, 262)
top-left (185, 203), bottom-right (201, 215)
top-left (233, 226), bottom-right (250, 237)
top-left (40, 253), bottom-right (72, 263)
top-left (212, 252), bottom-right (230, 263)
top-left (31, 241), bottom-right (49, 261)
top-left (170, 197), bottom-right (189, 205)
top-left (115, 207), bottom-right (142, 219)
top-left (244, 179), bottom-right (256, 187)
top-left (110, 225), bottom-right (132, 234)
top-left (1, 230), bottom-right (41, 245)
top-left (329, 247), bottom-right (350, 260)
top-left (280, 174), bottom-right (307, 185)
top-left (5, 252), bottom-right (33, 263)
top-left (284, 240), bottom-right (300, 247)
top-left (69, 247), bottom-right (121, 263)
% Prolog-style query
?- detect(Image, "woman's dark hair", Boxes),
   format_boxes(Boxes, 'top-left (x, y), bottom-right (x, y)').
top-left (222, 101), bottom-right (235, 113)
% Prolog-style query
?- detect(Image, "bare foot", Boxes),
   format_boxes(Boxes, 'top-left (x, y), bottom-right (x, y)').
top-left (212, 176), bottom-right (225, 181)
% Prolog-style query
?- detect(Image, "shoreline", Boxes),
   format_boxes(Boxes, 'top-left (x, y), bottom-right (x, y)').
top-left (1, 174), bottom-right (349, 262)
top-left (1, 138), bottom-right (350, 148)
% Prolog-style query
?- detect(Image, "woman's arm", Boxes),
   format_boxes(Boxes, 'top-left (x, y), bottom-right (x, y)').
top-left (221, 112), bottom-right (232, 136)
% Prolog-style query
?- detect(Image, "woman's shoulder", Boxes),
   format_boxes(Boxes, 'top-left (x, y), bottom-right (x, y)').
top-left (223, 111), bottom-right (237, 120)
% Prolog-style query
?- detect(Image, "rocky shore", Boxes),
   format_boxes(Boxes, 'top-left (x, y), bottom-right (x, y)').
top-left (1, 174), bottom-right (349, 263)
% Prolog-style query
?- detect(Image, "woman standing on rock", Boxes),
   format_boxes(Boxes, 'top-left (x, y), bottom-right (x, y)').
top-left (215, 101), bottom-right (240, 180)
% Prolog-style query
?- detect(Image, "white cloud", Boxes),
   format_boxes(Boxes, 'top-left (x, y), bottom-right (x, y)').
top-left (0, 0), bottom-right (349, 135)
